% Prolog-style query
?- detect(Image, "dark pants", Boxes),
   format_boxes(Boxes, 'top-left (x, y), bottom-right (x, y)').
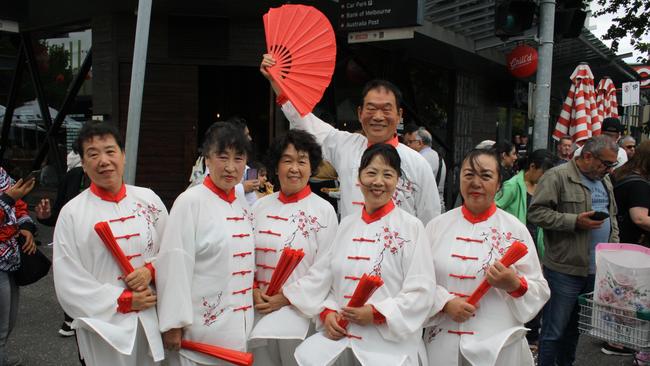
top-left (538, 267), bottom-right (595, 366)
top-left (0, 271), bottom-right (19, 366)
top-left (526, 311), bottom-right (542, 344)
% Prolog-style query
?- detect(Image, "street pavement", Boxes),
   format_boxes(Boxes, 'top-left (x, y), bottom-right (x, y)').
top-left (5, 218), bottom-right (637, 365)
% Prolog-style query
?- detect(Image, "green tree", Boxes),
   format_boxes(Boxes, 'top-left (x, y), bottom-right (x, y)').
top-left (18, 41), bottom-right (73, 107)
top-left (594, 0), bottom-right (650, 62)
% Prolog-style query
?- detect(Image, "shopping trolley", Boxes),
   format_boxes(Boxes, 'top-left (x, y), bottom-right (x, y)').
top-left (578, 292), bottom-right (650, 364)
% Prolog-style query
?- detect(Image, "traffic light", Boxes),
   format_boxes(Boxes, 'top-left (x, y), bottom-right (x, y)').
top-left (554, 7), bottom-right (587, 39)
top-left (495, 0), bottom-right (537, 39)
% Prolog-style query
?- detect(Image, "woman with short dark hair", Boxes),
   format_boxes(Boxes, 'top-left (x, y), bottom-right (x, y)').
top-left (424, 149), bottom-right (549, 366)
top-left (283, 143), bottom-right (436, 365)
top-left (156, 122), bottom-right (255, 365)
top-left (249, 130), bottom-right (338, 366)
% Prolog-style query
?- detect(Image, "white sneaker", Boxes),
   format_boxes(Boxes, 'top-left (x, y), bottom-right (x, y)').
top-left (58, 321), bottom-right (75, 337)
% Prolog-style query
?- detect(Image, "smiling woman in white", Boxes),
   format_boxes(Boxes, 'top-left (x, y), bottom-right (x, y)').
top-left (249, 130), bottom-right (338, 366)
top-left (424, 149), bottom-right (550, 366)
top-left (53, 122), bottom-right (167, 366)
top-left (156, 122), bottom-right (255, 366)
top-left (282, 144), bottom-right (436, 366)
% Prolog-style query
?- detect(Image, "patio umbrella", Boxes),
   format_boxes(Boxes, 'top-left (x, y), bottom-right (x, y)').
top-left (595, 77), bottom-right (619, 133)
top-left (552, 63), bottom-right (600, 145)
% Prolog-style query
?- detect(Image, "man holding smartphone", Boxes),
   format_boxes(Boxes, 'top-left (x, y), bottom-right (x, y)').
top-left (528, 135), bottom-right (620, 366)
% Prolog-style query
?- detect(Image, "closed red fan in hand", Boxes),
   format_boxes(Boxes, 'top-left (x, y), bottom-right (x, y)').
top-left (263, 4), bottom-right (336, 117)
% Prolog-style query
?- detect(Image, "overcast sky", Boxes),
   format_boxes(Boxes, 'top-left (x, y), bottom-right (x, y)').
top-left (588, 1), bottom-right (649, 64)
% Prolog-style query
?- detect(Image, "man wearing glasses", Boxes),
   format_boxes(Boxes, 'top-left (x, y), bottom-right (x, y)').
top-left (529, 135), bottom-right (620, 366)
top-left (403, 124), bottom-right (446, 212)
top-left (573, 117), bottom-right (628, 169)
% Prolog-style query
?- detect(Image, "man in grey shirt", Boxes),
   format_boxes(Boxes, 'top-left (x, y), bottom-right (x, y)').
top-left (404, 125), bottom-right (446, 211)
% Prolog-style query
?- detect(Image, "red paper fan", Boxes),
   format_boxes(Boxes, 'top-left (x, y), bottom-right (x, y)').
top-left (263, 4), bottom-right (336, 116)
top-left (466, 241), bottom-right (528, 306)
top-left (181, 340), bottom-right (253, 366)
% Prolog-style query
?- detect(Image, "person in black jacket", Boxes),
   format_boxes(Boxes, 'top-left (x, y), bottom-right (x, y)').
top-left (613, 140), bottom-right (650, 245)
top-left (35, 162), bottom-right (89, 337)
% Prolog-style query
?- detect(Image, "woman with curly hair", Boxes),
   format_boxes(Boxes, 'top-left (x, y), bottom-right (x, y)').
top-left (249, 130), bottom-right (338, 366)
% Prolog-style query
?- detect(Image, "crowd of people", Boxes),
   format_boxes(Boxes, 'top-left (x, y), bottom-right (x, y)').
top-left (0, 54), bottom-right (647, 366)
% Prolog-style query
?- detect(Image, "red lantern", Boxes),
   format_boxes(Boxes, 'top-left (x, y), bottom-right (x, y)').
top-left (507, 45), bottom-right (538, 79)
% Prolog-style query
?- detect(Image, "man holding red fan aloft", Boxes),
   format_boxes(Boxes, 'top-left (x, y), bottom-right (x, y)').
top-left (53, 122), bottom-right (167, 366)
top-left (260, 55), bottom-right (440, 224)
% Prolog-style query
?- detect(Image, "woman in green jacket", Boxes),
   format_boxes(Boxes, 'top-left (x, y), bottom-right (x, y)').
top-left (495, 149), bottom-right (557, 258)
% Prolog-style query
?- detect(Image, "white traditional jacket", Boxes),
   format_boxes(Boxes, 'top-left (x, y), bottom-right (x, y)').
top-left (281, 101), bottom-right (440, 224)
top-left (250, 185), bottom-right (338, 340)
top-left (53, 183), bottom-right (168, 361)
top-left (156, 177), bottom-right (255, 365)
top-left (424, 205), bottom-right (550, 366)
top-left (284, 201), bottom-right (436, 366)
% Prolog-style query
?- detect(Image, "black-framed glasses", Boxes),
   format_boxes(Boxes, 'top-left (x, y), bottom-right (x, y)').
top-left (595, 155), bottom-right (617, 169)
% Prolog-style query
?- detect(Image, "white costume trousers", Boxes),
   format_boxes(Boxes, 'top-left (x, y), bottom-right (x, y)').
top-left (77, 322), bottom-right (158, 366)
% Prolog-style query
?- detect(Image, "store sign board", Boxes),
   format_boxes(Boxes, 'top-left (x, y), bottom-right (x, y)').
top-left (339, 0), bottom-right (423, 32)
top-left (621, 81), bottom-right (640, 106)
top-left (506, 45), bottom-right (538, 79)
top-left (348, 27), bottom-right (415, 43)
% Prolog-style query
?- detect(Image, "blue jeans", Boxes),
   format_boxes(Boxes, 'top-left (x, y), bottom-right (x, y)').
top-left (538, 267), bottom-right (594, 366)
top-left (0, 270), bottom-right (19, 366)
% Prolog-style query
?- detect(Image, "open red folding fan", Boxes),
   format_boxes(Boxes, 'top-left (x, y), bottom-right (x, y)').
top-left (263, 4), bottom-right (336, 116)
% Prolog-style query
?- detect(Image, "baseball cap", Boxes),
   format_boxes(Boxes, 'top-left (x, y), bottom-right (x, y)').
top-left (602, 117), bottom-right (623, 133)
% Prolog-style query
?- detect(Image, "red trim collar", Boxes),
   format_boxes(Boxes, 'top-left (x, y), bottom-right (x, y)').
top-left (367, 134), bottom-right (399, 148)
top-left (278, 185), bottom-right (311, 204)
top-left (90, 182), bottom-right (127, 203)
top-left (203, 176), bottom-right (236, 203)
top-left (461, 203), bottom-right (497, 224)
top-left (362, 200), bottom-right (395, 224)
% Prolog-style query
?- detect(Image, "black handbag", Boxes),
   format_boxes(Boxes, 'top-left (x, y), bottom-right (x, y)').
top-left (13, 237), bottom-right (52, 286)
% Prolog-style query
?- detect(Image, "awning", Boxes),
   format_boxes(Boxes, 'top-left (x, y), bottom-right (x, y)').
top-left (422, 0), bottom-right (638, 85)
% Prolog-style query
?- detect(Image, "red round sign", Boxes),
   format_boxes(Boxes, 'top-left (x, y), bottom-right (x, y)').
top-left (507, 45), bottom-right (538, 79)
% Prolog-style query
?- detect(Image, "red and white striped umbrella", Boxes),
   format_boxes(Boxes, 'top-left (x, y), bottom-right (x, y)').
top-left (595, 77), bottom-right (619, 132)
top-left (553, 63), bottom-right (599, 144)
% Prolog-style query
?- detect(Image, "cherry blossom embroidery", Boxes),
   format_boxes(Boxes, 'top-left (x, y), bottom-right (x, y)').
top-left (202, 293), bottom-right (224, 326)
top-left (370, 226), bottom-right (410, 277)
top-left (477, 227), bottom-right (523, 275)
top-left (425, 326), bottom-right (443, 343)
top-left (393, 174), bottom-right (419, 207)
top-left (132, 202), bottom-right (163, 254)
top-left (242, 208), bottom-right (254, 225)
top-left (284, 210), bottom-right (327, 248)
